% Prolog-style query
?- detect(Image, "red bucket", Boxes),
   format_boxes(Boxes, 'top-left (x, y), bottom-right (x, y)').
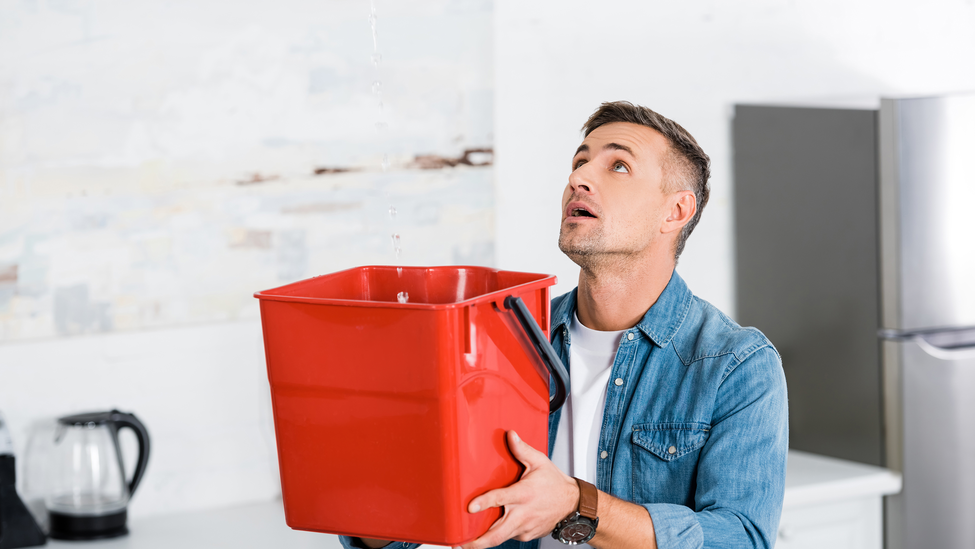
top-left (254, 265), bottom-right (565, 546)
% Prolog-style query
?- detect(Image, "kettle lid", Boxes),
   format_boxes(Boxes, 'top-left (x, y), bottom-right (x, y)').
top-left (58, 409), bottom-right (123, 426)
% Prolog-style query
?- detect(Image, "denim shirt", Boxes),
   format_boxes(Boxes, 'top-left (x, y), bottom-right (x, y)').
top-left (342, 271), bottom-right (788, 549)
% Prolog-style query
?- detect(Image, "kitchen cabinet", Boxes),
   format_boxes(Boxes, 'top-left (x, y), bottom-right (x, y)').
top-left (42, 451), bottom-right (900, 549)
top-left (778, 451), bottom-right (902, 549)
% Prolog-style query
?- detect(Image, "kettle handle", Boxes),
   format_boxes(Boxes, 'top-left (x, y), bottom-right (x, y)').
top-left (503, 296), bottom-right (570, 413)
top-left (109, 410), bottom-right (151, 497)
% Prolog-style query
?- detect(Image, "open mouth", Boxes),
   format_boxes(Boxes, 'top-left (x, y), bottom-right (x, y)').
top-left (566, 201), bottom-right (598, 219)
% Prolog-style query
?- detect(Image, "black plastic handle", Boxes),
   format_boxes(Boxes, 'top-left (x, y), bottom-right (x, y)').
top-left (503, 296), bottom-right (570, 413)
top-left (109, 410), bottom-right (151, 497)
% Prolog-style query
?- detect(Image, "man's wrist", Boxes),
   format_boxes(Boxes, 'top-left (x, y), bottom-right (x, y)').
top-left (552, 478), bottom-right (599, 545)
top-left (570, 477), bottom-right (581, 517)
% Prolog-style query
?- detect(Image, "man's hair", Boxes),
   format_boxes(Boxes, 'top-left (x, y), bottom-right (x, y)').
top-left (581, 101), bottom-right (711, 260)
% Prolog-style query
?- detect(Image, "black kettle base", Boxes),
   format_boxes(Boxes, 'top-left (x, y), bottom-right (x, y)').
top-left (49, 509), bottom-right (129, 541)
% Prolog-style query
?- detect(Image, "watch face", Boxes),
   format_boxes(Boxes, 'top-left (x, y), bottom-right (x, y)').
top-left (560, 522), bottom-right (595, 545)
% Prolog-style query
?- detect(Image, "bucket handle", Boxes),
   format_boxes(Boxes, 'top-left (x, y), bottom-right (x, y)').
top-left (503, 296), bottom-right (569, 413)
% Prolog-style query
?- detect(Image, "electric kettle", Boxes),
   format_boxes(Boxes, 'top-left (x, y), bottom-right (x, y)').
top-left (25, 410), bottom-right (150, 540)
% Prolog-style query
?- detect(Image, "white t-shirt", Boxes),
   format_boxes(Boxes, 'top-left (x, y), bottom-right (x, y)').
top-left (539, 312), bottom-right (624, 549)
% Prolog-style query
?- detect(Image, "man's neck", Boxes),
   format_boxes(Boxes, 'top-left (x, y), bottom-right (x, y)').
top-left (574, 252), bottom-right (675, 332)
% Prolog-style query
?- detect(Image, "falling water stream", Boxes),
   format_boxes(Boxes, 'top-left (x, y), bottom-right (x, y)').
top-left (369, 1), bottom-right (387, 168)
top-left (370, 1), bottom-right (407, 303)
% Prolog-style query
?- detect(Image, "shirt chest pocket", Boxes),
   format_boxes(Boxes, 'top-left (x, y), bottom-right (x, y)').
top-left (629, 423), bottom-right (710, 504)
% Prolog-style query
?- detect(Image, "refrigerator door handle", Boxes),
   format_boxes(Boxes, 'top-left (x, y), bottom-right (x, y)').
top-left (913, 336), bottom-right (975, 361)
top-left (879, 328), bottom-right (975, 361)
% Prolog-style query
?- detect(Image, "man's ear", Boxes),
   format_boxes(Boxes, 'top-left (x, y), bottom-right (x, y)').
top-left (661, 191), bottom-right (696, 235)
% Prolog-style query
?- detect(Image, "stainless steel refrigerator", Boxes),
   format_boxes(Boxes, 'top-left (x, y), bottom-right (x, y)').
top-left (733, 92), bottom-right (975, 549)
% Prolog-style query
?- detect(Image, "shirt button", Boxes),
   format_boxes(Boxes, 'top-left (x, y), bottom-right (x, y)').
top-left (600, 451), bottom-right (608, 459)
top-left (668, 446), bottom-right (677, 455)
top-left (627, 332), bottom-right (634, 341)
top-left (614, 378), bottom-right (623, 386)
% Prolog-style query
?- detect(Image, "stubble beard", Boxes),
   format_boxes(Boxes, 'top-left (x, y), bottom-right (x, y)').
top-left (559, 224), bottom-right (605, 273)
top-left (560, 221), bottom-right (660, 277)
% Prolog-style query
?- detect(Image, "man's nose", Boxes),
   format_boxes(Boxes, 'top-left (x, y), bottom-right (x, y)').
top-left (568, 165), bottom-right (594, 194)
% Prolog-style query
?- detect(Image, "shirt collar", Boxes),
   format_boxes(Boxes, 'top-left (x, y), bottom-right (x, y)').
top-left (550, 287), bottom-right (577, 338)
top-left (550, 270), bottom-right (692, 348)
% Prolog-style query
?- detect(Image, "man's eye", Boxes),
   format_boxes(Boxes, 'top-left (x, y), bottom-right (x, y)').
top-left (612, 162), bottom-right (629, 173)
top-left (573, 159), bottom-right (587, 170)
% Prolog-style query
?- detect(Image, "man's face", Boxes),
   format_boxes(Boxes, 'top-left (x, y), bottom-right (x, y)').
top-left (559, 121), bottom-right (674, 266)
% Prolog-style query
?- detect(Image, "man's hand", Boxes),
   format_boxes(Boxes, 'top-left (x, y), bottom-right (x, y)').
top-left (357, 539), bottom-right (392, 549)
top-left (460, 430), bottom-right (579, 549)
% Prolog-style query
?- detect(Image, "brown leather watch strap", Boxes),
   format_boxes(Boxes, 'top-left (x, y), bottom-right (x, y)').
top-left (574, 478), bottom-right (598, 520)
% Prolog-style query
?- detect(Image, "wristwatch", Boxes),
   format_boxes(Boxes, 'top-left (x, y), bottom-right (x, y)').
top-left (552, 478), bottom-right (599, 545)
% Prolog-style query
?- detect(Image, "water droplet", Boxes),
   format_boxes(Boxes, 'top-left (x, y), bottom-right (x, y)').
top-left (372, 80), bottom-right (382, 95)
top-left (375, 121), bottom-right (388, 132)
top-left (378, 100), bottom-right (384, 112)
top-left (371, 52), bottom-right (382, 67)
top-left (397, 291), bottom-right (409, 304)
top-left (397, 267), bottom-right (403, 277)
top-left (381, 154), bottom-right (389, 171)
top-left (391, 233), bottom-right (400, 252)
top-left (388, 206), bottom-right (397, 219)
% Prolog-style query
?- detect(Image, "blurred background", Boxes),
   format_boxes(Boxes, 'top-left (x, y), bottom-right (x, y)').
top-left (1, 0), bottom-right (975, 543)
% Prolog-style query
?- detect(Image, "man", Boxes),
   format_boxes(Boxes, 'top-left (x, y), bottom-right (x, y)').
top-left (345, 101), bottom-right (788, 549)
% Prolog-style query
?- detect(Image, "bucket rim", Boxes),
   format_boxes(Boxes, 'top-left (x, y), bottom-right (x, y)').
top-left (253, 265), bottom-right (557, 310)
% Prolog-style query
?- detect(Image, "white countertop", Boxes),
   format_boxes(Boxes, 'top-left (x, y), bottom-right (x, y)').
top-left (44, 450), bottom-right (901, 548)
top-left (46, 499), bottom-right (341, 549)
top-left (783, 450), bottom-right (902, 509)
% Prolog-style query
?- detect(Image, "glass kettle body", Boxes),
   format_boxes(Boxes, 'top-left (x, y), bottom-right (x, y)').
top-left (28, 410), bottom-right (150, 540)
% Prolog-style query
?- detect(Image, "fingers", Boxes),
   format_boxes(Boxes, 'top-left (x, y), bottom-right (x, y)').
top-left (507, 430), bottom-right (546, 469)
top-left (464, 511), bottom-right (545, 549)
top-left (462, 514), bottom-right (514, 549)
top-left (462, 430), bottom-right (565, 549)
top-left (468, 431), bottom-right (544, 513)
top-left (469, 484), bottom-right (516, 513)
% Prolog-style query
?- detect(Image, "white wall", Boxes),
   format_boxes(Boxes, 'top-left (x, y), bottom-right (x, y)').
top-left (0, 0), bottom-right (493, 519)
top-left (0, 320), bottom-right (279, 518)
top-left (0, 0), bottom-right (494, 341)
top-left (494, 0), bottom-right (975, 314)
